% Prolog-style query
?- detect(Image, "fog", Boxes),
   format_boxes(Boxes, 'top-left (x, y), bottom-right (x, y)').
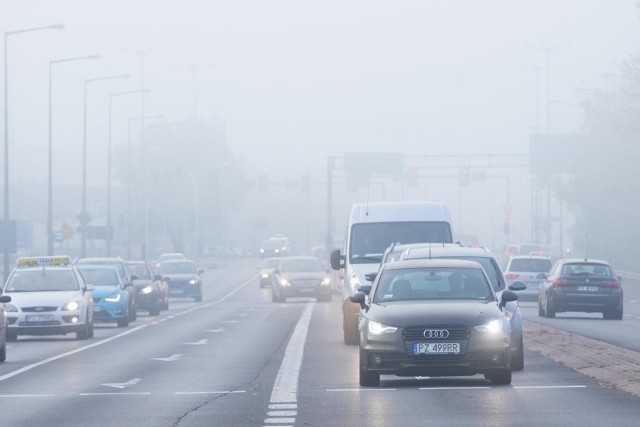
top-left (1, 1), bottom-right (639, 266)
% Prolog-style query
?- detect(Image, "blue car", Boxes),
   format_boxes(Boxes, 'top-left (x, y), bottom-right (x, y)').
top-left (77, 265), bottom-right (131, 327)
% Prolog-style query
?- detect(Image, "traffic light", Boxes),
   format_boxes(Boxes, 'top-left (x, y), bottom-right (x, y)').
top-left (503, 216), bottom-right (510, 234)
top-left (406, 167), bottom-right (418, 187)
top-left (257, 175), bottom-right (269, 192)
top-left (459, 167), bottom-right (470, 186)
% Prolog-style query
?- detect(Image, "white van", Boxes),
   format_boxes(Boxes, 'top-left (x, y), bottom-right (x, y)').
top-left (330, 201), bottom-right (454, 345)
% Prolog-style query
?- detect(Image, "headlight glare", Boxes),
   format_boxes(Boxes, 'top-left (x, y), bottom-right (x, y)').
top-left (474, 319), bottom-right (504, 334)
top-left (321, 277), bottom-right (331, 286)
top-left (368, 320), bottom-right (397, 335)
top-left (279, 279), bottom-right (291, 287)
top-left (141, 285), bottom-right (153, 294)
top-left (62, 300), bottom-right (80, 311)
top-left (105, 293), bottom-right (122, 302)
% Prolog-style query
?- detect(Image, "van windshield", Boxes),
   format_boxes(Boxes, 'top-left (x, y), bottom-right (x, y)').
top-left (350, 222), bottom-right (453, 264)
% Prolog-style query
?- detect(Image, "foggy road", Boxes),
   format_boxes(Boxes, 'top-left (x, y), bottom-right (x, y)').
top-left (1, 259), bottom-right (639, 426)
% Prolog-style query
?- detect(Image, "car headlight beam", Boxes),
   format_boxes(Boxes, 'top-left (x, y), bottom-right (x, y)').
top-left (105, 293), bottom-right (122, 302)
top-left (474, 319), bottom-right (504, 334)
top-left (62, 300), bottom-right (80, 311)
top-left (141, 285), bottom-right (154, 295)
top-left (368, 320), bottom-right (397, 335)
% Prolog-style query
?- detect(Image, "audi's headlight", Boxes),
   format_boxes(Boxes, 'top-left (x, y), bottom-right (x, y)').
top-left (4, 303), bottom-right (17, 312)
top-left (368, 320), bottom-right (397, 335)
top-left (62, 300), bottom-right (80, 311)
top-left (105, 293), bottom-right (122, 302)
top-left (189, 278), bottom-right (200, 285)
top-left (141, 285), bottom-right (153, 295)
top-left (474, 318), bottom-right (506, 334)
top-left (349, 272), bottom-right (361, 294)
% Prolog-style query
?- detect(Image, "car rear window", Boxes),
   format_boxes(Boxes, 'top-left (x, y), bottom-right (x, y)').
top-left (509, 258), bottom-right (552, 273)
top-left (561, 263), bottom-right (613, 276)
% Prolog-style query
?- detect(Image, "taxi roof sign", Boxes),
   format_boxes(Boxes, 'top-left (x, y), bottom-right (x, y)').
top-left (16, 256), bottom-right (71, 267)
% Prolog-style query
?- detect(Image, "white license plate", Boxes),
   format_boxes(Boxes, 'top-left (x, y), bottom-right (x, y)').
top-left (93, 305), bottom-right (101, 312)
top-left (25, 314), bottom-right (54, 323)
top-left (413, 342), bottom-right (460, 354)
top-left (577, 286), bottom-right (599, 292)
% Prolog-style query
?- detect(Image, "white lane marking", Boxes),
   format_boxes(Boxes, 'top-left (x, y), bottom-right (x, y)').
top-left (264, 419), bottom-right (295, 424)
top-left (0, 274), bottom-right (256, 384)
top-left (80, 392), bottom-right (151, 396)
top-left (264, 302), bottom-right (314, 427)
top-left (268, 411), bottom-right (297, 417)
top-left (269, 404), bottom-right (297, 410)
top-left (206, 328), bottom-right (225, 333)
top-left (270, 303), bottom-right (315, 403)
top-left (183, 339), bottom-right (208, 345)
top-left (0, 324), bottom-right (148, 383)
top-left (221, 320), bottom-right (238, 324)
top-left (233, 313), bottom-right (248, 317)
top-left (175, 390), bottom-right (246, 395)
top-left (326, 388), bottom-right (396, 392)
top-left (419, 387), bottom-right (491, 390)
top-left (149, 354), bottom-right (182, 362)
top-left (0, 394), bottom-right (55, 398)
top-left (101, 378), bottom-right (142, 389)
top-left (513, 385), bottom-right (587, 389)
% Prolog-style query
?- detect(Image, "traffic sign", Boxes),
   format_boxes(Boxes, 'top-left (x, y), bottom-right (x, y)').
top-left (54, 231), bottom-right (63, 243)
top-left (77, 211), bottom-right (92, 226)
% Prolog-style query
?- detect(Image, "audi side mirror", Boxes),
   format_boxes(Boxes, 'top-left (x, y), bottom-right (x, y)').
top-left (500, 290), bottom-right (518, 308)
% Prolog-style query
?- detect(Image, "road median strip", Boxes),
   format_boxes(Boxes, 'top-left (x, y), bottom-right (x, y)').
top-left (523, 320), bottom-right (640, 397)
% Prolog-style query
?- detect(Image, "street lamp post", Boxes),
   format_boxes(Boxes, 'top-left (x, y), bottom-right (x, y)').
top-left (47, 54), bottom-right (101, 256)
top-left (81, 74), bottom-right (130, 257)
top-left (3, 23), bottom-right (64, 280)
top-left (107, 89), bottom-right (149, 256)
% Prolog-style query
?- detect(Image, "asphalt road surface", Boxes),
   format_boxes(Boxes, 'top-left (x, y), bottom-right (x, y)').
top-left (1, 258), bottom-right (639, 426)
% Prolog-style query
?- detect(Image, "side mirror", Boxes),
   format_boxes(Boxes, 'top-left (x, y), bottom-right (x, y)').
top-left (85, 284), bottom-right (95, 292)
top-left (364, 272), bottom-right (377, 283)
top-left (0, 295), bottom-right (11, 303)
top-left (330, 249), bottom-right (344, 270)
top-left (508, 281), bottom-right (527, 291)
top-left (500, 290), bottom-right (518, 308)
top-left (536, 272), bottom-right (547, 280)
top-left (349, 291), bottom-right (367, 309)
top-left (357, 284), bottom-right (372, 295)
top-left (130, 274), bottom-right (139, 281)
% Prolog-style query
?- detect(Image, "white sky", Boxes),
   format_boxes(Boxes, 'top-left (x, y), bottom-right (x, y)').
top-left (2, 0), bottom-right (639, 246)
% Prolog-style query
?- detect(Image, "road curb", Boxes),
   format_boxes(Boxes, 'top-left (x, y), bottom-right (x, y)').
top-left (523, 320), bottom-right (640, 397)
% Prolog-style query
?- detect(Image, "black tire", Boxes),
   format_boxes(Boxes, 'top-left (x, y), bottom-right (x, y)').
top-left (603, 306), bottom-right (623, 320)
top-left (0, 336), bottom-right (7, 362)
top-left (511, 336), bottom-right (524, 371)
top-left (487, 369), bottom-right (512, 385)
top-left (117, 317), bottom-right (129, 328)
top-left (359, 351), bottom-right (380, 387)
top-left (150, 299), bottom-right (161, 316)
top-left (88, 321), bottom-right (94, 338)
top-left (544, 297), bottom-right (556, 318)
top-left (6, 330), bottom-right (17, 342)
top-left (343, 312), bottom-right (358, 345)
top-left (538, 302), bottom-right (545, 317)
top-left (129, 304), bottom-right (137, 322)
top-left (76, 322), bottom-right (91, 340)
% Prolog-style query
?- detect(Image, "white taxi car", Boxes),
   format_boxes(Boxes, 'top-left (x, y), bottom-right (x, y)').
top-left (3, 256), bottom-right (94, 340)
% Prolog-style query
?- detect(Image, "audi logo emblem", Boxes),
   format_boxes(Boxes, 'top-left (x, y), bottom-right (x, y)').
top-left (423, 329), bottom-right (449, 339)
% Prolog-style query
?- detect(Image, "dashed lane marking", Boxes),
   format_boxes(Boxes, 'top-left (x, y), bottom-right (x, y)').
top-left (80, 392), bottom-right (151, 396)
top-left (0, 394), bottom-right (55, 398)
top-left (175, 390), bottom-right (246, 395)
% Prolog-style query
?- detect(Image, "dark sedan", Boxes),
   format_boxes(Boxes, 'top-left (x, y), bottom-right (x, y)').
top-left (351, 259), bottom-right (518, 387)
top-left (125, 261), bottom-right (163, 316)
top-left (271, 256), bottom-right (332, 302)
top-left (538, 258), bottom-right (623, 319)
top-left (160, 260), bottom-right (204, 302)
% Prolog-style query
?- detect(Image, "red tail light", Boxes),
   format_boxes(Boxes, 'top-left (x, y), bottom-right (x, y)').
top-left (603, 281), bottom-right (621, 288)
top-left (552, 279), bottom-right (569, 287)
top-left (505, 273), bottom-right (520, 280)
